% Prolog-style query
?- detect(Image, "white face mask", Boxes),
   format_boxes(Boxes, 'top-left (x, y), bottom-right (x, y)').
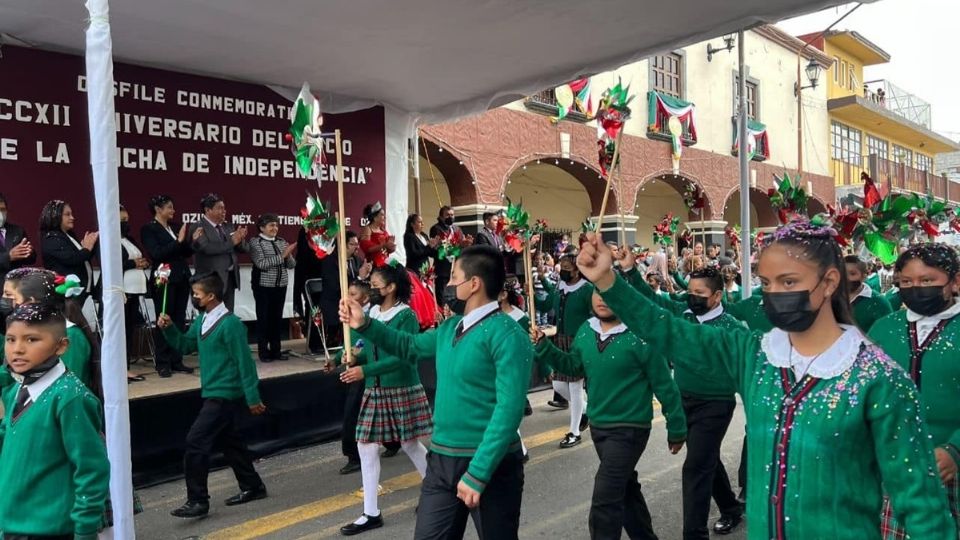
top-left (0, 211), bottom-right (6, 227)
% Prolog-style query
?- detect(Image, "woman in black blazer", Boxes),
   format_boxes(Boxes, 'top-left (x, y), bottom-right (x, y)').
top-left (140, 194), bottom-right (195, 377)
top-left (39, 200), bottom-right (99, 305)
top-left (403, 213), bottom-right (438, 275)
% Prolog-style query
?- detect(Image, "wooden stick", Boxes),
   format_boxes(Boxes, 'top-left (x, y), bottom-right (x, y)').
top-left (334, 129), bottom-right (352, 366)
top-left (595, 131), bottom-right (623, 234)
top-left (524, 243), bottom-right (537, 329)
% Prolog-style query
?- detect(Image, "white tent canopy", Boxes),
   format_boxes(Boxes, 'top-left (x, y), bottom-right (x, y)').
top-left (6, 0), bottom-right (856, 121)
top-left (3, 1), bottom-right (859, 538)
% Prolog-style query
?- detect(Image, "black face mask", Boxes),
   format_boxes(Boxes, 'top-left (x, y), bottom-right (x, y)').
top-left (443, 283), bottom-right (467, 315)
top-left (191, 297), bottom-right (204, 312)
top-left (762, 290), bottom-right (823, 332)
top-left (900, 286), bottom-right (951, 317)
top-left (848, 280), bottom-right (862, 292)
top-left (120, 221), bottom-right (131, 237)
top-left (443, 217), bottom-right (454, 226)
top-left (596, 314), bottom-right (619, 323)
top-left (0, 297), bottom-right (15, 317)
top-left (367, 289), bottom-right (385, 307)
top-left (559, 270), bottom-right (574, 282)
top-left (686, 294), bottom-right (712, 316)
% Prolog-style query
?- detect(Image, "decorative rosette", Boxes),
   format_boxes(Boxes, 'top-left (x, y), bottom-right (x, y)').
top-left (769, 172), bottom-right (808, 224)
top-left (861, 172), bottom-right (883, 209)
top-left (54, 274), bottom-right (83, 298)
top-left (497, 199), bottom-right (545, 253)
top-left (301, 193), bottom-right (339, 259)
top-left (682, 183), bottom-right (707, 217)
top-left (438, 228), bottom-right (465, 263)
top-left (950, 208), bottom-right (960, 233)
top-left (652, 213), bottom-right (680, 247)
top-left (595, 79), bottom-right (633, 178)
top-left (419, 261), bottom-right (436, 287)
top-left (310, 306), bottom-right (323, 329)
top-left (154, 263), bottom-right (172, 286)
top-left (725, 225), bottom-right (741, 248)
top-left (679, 228), bottom-right (693, 245)
top-left (286, 83), bottom-right (326, 176)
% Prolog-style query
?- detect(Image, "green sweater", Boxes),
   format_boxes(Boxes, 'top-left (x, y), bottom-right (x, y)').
top-left (536, 278), bottom-right (594, 339)
top-left (884, 287), bottom-right (903, 311)
top-left (358, 308), bottom-right (532, 493)
top-left (163, 311), bottom-right (262, 406)
top-left (866, 273), bottom-right (882, 293)
top-left (869, 310), bottom-right (960, 462)
top-left (0, 368), bottom-right (109, 539)
top-left (599, 274), bottom-right (953, 540)
top-left (535, 320), bottom-right (686, 440)
top-left (336, 305), bottom-right (421, 388)
top-left (725, 294), bottom-right (774, 333)
top-left (624, 269), bottom-right (739, 399)
top-left (851, 289), bottom-right (893, 332)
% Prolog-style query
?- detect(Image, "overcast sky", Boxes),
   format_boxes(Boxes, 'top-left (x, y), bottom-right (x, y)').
top-left (777, 0), bottom-right (959, 142)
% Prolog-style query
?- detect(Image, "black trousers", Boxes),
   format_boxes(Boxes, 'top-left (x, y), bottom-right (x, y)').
top-left (223, 271), bottom-right (238, 312)
top-left (184, 398), bottom-right (264, 502)
top-left (123, 293), bottom-right (145, 365)
top-left (681, 398), bottom-right (742, 540)
top-left (738, 436), bottom-right (747, 498)
top-left (414, 450), bottom-right (524, 540)
top-left (253, 284), bottom-right (286, 360)
top-left (589, 426), bottom-right (658, 540)
top-left (434, 273), bottom-right (450, 308)
top-left (153, 280), bottom-right (190, 371)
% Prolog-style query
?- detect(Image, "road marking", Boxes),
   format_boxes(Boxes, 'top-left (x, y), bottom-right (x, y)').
top-left (205, 426), bottom-right (572, 540)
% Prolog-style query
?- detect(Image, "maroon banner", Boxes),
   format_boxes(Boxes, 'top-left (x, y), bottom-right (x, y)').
top-left (0, 45), bottom-right (385, 248)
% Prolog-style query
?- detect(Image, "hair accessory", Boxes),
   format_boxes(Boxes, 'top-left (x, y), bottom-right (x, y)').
top-left (54, 274), bottom-right (83, 298)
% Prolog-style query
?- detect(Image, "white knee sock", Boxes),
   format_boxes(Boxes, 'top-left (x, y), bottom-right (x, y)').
top-left (569, 380), bottom-right (585, 437)
top-left (357, 442), bottom-right (381, 520)
top-left (553, 380), bottom-right (571, 401)
top-left (400, 439), bottom-right (428, 479)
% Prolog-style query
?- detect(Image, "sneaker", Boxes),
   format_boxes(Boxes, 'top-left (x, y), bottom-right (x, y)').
top-left (559, 433), bottom-right (582, 448)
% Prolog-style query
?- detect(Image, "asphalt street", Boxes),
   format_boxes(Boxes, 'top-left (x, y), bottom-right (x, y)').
top-left (133, 390), bottom-right (748, 540)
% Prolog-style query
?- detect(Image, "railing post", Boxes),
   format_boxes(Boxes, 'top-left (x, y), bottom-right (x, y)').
top-left (868, 153), bottom-right (882, 192)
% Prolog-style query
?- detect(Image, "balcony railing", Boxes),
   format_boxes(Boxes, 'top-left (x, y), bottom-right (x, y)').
top-left (648, 106), bottom-right (697, 146)
top-left (524, 90), bottom-right (591, 122)
top-left (863, 80), bottom-right (932, 129)
top-left (834, 153), bottom-right (956, 203)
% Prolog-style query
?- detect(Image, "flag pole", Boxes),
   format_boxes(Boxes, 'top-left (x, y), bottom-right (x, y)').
top-left (334, 129), bottom-right (352, 365)
top-left (595, 131), bottom-right (623, 234)
top-left (524, 243), bottom-right (537, 330)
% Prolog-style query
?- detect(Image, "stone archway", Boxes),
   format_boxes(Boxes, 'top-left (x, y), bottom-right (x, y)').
top-left (502, 156), bottom-right (612, 232)
top-left (408, 138), bottom-right (479, 214)
top-left (634, 173), bottom-right (715, 249)
top-left (722, 187), bottom-right (779, 230)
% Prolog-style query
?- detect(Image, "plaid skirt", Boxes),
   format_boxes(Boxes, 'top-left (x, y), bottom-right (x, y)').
top-left (881, 480), bottom-right (960, 539)
top-left (355, 384), bottom-right (433, 444)
top-left (551, 334), bottom-right (584, 382)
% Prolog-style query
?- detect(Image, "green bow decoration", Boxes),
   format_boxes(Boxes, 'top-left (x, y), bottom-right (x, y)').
top-left (55, 274), bottom-right (83, 298)
top-left (287, 83), bottom-right (325, 176)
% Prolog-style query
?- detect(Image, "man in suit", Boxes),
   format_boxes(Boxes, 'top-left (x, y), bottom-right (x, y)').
top-left (0, 193), bottom-right (36, 286)
top-left (189, 193), bottom-right (248, 311)
top-left (428, 206), bottom-right (460, 307)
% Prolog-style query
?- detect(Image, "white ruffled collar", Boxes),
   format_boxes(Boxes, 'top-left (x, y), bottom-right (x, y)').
top-left (588, 317), bottom-right (628, 340)
top-left (762, 325), bottom-right (866, 379)
top-left (558, 279), bottom-right (589, 294)
top-left (369, 303), bottom-right (409, 322)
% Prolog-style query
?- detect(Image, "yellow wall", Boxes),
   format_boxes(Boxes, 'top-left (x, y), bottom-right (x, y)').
top-left (823, 41), bottom-right (866, 100)
top-left (829, 116), bottom-right (935, 185)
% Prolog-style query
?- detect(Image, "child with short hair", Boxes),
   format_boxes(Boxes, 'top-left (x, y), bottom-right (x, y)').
top-left (158, 272), bottom-right (267, 518)
top-left (0, 303), bottom-right (109, 540)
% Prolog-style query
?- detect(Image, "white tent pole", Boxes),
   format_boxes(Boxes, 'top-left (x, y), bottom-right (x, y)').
top-left (737, 29), bottom-right (751, 301)
top-left (85, 0), bottom-right (135, 538)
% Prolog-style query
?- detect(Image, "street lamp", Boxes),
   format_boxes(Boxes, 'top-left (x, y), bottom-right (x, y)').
top-left (706, 34), bottom-right (736, 62)
top-left (794, 58), bottom-right (822, 96)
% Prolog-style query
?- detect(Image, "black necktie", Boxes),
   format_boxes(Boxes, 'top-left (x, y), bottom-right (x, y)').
top-left (12, 384), bottom-right (30, 418)
top-left (455, 321), bottom-right (465, 340)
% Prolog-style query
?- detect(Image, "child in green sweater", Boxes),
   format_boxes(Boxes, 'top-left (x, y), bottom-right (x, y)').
top-left (845, 255), bottom-right (893, 332)
top-left (574, 221), bottom-right (953, 540)
top-left (158, 272), bottom-right (267, 519)
top-left (335, 264), bottom-right (432, 535)
top-left (0, 303), bottom-right (109, 540)
top-left (868, 244), bottom-right (960, 538)
top-left (532, 290), bottom-right (686, 539)
top-left (340, 245), bottom-right (531, 540)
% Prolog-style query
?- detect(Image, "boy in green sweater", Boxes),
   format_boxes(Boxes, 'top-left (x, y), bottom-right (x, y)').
top-left (868, 244), bottom-right (960, 538)
top-left (340, 245), bottom-right (531, 540)
top-left (533, 290), bottom-right (686, 539)
top-left (845, 255), bottom-right (893, 332)
top-left (158, 272), bottom-right (267, 519)
top-left (0, 303), bottom-right (109, 540)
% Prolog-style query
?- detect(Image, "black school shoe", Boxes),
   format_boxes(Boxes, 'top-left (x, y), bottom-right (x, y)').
top-left (579, 414), bottom-right (589, 432)
top-left (171, 364), bottom-right (194, 374)
top-left (340, 513), bottom-right (384, 536)
top-left (559, 433), bottom-right (582, 448)
top-left (170, 500), bottom-right (209, 518)
top-left (224, 485), bottom-right (268, 506)
top-left (713, 514), bottom-right (744, 534)
top-left (524, 399), bottom-right (533, 416)
top-left (340, 460), bottom-right (361, 474)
